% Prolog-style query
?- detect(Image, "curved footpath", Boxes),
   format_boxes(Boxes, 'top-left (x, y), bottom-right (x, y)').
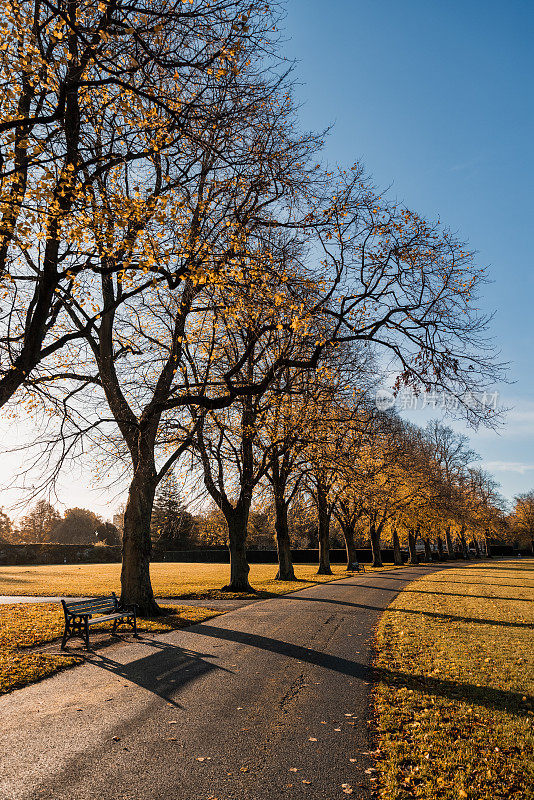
top-left (0, 564), bottom-right (459, 800)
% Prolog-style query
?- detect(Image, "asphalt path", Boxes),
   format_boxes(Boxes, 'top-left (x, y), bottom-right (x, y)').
top-left (0, 565), bottom-right (446, 800)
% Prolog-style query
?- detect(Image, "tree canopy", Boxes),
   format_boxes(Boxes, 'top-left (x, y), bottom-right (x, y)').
top-left (0, 0), bottom-right (508, 610)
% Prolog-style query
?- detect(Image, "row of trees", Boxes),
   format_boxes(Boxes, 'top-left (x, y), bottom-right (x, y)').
top-left (3, 467), bottom-right (531, 563)
top-left (1, 0), bottom-right (504, 612)
top-left (154, 395), bottom-right (510, 584)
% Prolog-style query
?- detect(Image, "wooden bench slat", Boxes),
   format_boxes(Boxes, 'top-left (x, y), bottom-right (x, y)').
top-left (65, 597), bottom-right (116, 608)
top-left (87, 613), bottom-right (131, 625)
top-left (66, 598), bottom-right (115, 608)
top-left (65, 594), bottom-right (115, 601)
top-left (65, 604), bottom-right (116, 613)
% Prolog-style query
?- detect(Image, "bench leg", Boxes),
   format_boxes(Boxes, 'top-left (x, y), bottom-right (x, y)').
top-left (84, 617), bottom-right (90, 649)
top-left (133, 614), bottom-right (138, 637)
top-left (61, 624), bottom-right (69, 650)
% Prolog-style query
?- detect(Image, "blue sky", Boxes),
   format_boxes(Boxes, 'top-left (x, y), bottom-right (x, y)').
top-left (281, 0), bottom-right (533, 505)
top-left (0, 1), bottom-right (532, 519)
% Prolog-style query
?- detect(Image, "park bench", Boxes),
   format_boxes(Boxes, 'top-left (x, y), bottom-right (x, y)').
top-left (61, 594), bottom-right (137, 650)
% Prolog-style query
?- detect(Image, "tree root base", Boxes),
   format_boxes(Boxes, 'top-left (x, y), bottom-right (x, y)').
top-left (221, 583), bottom-right (255, 593)
top-left (274, 571), bottom-right (296, 581)
top-left (128, 599), bottom-right (164, 618)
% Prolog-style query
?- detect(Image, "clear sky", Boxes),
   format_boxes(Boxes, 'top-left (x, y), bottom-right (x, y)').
top-left (0, 0), bottom-right (532, 520)
top-left (280, 0), bottom-right (533, 506)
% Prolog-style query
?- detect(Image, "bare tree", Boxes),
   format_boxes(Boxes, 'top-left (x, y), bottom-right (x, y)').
top-left (424, 420), bottom-right (479, 557)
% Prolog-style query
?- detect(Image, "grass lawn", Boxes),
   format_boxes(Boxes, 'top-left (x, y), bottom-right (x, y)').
top-left (0, 601), bottom-right (221, 694)
top-left (0, 561), bottom-right (370, 598)
top-left (374, 559), bottom-right (534, 800)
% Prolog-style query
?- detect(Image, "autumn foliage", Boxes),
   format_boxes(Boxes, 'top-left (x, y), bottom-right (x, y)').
top-left (0, 0), bottom-right (505, 611)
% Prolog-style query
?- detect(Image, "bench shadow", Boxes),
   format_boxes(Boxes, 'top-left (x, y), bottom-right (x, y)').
top-left (189, 624), bottom-right (532, 718)
top-left (86, 636), bottom-right (228, 708)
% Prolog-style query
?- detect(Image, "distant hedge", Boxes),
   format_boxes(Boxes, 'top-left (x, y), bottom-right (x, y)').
top-left (0, 543), bottom-right (405, 566)
top-left (0, 543), bottom-right (122, 565)
top-left (1, 542), bottom-right (522, 567)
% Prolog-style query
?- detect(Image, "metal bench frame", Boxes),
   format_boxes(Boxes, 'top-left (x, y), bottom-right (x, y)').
top-left (61, 593), bottom-right (137, 650)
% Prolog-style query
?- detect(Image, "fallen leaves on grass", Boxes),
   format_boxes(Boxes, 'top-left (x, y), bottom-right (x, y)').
top-left (0, 649), bottom-right (81, 694)
top-left (374, 560), bottom-right (534, 800)
top-left (0, 603), bottom-right (81, 693)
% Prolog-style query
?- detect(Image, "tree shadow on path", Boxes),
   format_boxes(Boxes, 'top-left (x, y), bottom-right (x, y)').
top-left (273, 593), bottom-right (533, 629)
top-left (313, 581), bottom-right (533, 602)
top-left (189, 624), bottom-right (533, 718)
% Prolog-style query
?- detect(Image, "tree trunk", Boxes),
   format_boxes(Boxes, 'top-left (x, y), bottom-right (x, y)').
top-left (369, 519), bottom-right (383, 568)
top-left (317, 482), bottom-right (332, 575)
top-left (342, 522), bottom-right (359, 571)
top-left (460, 528), bottom-right (469, 559)
top-left (437, 535), bottom-right (444, 560)
top-left (423, 536), bottom-right (433, 562)
top-left (274, 498), bottom-right (296, 581)
top-left (121, 468), bottom-right (161, 616)
top-left (473, 538), bottom-right (481, 557)
top-left (408, 531), bottom-right (419, 565)
top-left (223, 511), bottom-right (253, 592)
top-left (445, 526), bottom-right (454, 559)
top-left (392, 528), bottom-right (403, 565)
